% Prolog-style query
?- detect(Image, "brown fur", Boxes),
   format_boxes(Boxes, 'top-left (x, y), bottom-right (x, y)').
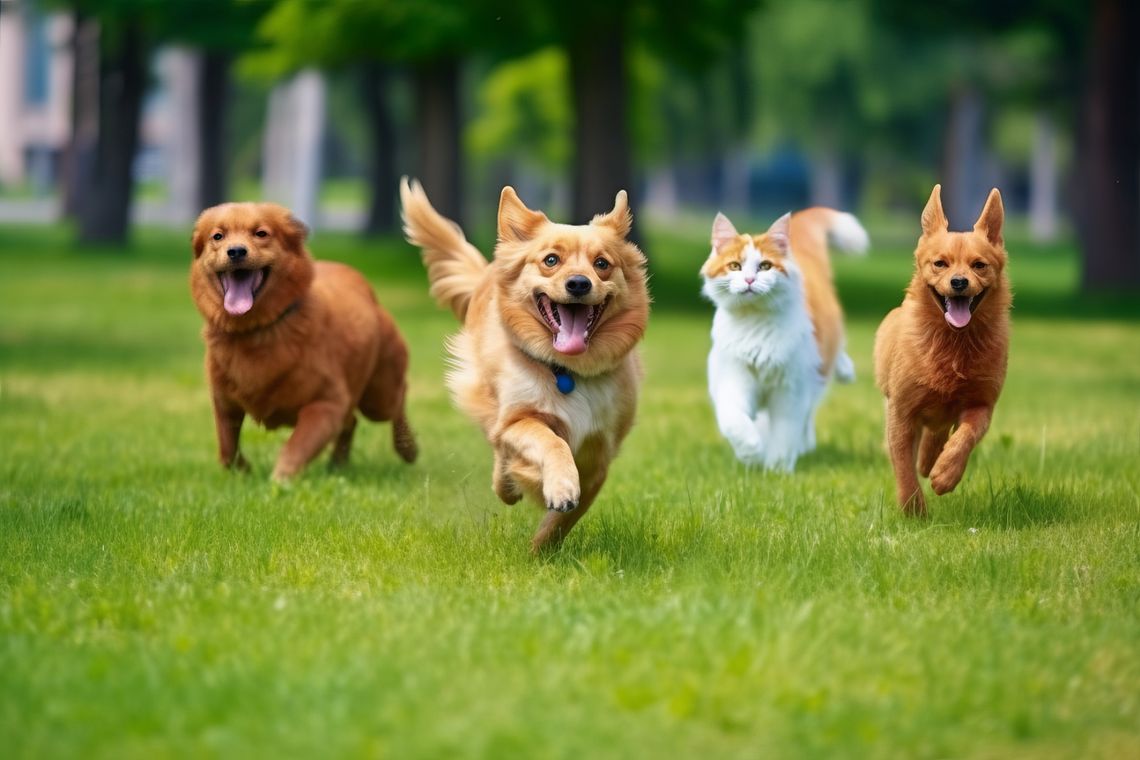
top-left (400, 178), bottom-right (649, 552)
top-left (189, 202), bottom-right (417, 480)
top-left (873, 185), bottom-right (1011, 513)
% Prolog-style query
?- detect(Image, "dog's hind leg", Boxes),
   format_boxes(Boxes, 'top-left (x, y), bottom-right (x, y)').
top-left (329, 414), bottom-right (357, 469)
top-left (531, 462), bottom-right (608, 554)
top-left (886, 404), bottom-right (925, 515)
top-left (917, 425), bottom-right (950, 478)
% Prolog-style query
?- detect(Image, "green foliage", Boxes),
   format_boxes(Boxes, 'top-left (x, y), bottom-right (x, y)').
top-left (1, 222), bottom-right (1139, 756)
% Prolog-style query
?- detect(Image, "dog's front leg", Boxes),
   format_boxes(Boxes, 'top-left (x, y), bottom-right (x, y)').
top-left (213, 394), bottom-right (249, 472)
top-left (273, 400), bottom-right (347, 481)
top-left (497, 416), bottom-right (579, 513)
top-left (930, 406), bottom-right (992, 495)
top-left (886, 404), bottom-right (924, 514)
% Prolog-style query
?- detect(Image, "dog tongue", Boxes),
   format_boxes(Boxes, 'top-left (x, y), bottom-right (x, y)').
top-left (221, 270), bottom-right (263, 316)
top-left (945, 296), bottom-right (972, 328)
top-left (553, 303), bottom-right (590, 355)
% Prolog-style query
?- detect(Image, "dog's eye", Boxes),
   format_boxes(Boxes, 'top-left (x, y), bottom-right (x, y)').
top-left (543, 254), bottom-right (560, 267)
top-left (594, 257), bottom-right (610, 271)
top-left (933, 260), bottom-right (948, 269)
top-left (971, 261), bottom-right (987, 270)
top-left (727, 261), bottom-right (742, 271)
top-left (759, 261), bottom-right (772, 271)
top-left (255, 230), bottom-right (269, 238)
top-left (212, 232), bottom-right (224, 241)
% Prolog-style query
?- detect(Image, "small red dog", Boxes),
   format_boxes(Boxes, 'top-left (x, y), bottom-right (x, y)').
top-left (874, 185), bottom-right (1011, 514)
top-left (190, 202), bottom-right (417, 480)
top-left (400, 178), bottom-right (649, 552)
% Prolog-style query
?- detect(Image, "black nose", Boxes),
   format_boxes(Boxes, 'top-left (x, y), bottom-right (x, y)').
top-left (227, 245), bottom-right (247, 261)
top-left (950, 276), bottom-right (968, 292)
top-left (565, 275), bottom-right (592, 297)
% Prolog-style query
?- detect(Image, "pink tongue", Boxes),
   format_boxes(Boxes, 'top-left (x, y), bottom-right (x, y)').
top-left (221, 270), bottom-right (261, 316)
top-left (553, 303), bottom-right (590, 355)
top-left (945, 296), bottom-right (972, 328)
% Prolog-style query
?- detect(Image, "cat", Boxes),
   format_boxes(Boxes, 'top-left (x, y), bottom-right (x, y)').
top-left (701, 208), bottom-right (868, 470)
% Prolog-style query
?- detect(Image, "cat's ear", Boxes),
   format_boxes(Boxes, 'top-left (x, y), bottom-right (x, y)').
top-left (711, 212), bottom-right (739, 252)
top-left (766, 212), bottom-right (791, 255)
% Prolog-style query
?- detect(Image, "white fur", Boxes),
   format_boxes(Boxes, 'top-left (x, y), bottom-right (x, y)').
top-left (826, 211), bottom-right (870, 256)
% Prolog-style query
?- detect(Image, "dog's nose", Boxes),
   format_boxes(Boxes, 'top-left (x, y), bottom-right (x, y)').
top-left (227, 245), bottom-right (247, 261)
top-left (950, 276), bottom-right (968, 292)
top-left (565, 275), bottom-right (592, 297)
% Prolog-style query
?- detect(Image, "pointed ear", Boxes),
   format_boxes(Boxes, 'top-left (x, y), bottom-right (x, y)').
top-left (765, 212), bottom-right (791, 255)
top-left (592, 190), bottom-right (632, 238)
top-left (974, 187), bottom-right (1004, 246)
top-left (921, 184), bottom-right (948, 236)
top-left (711, 212), bottom-right (739, 252)
top-left (497, 186), bottom-right (547, 242)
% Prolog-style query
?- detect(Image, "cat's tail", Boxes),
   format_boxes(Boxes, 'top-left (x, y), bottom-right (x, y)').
top-left (400, 177), bottom-right (488, 321)
top-left (823, 210), bottom-right (870, 256)
top-left (835, 350), bottom-right (857, 384)
top-left (789, 207), bottom-right (870, 260)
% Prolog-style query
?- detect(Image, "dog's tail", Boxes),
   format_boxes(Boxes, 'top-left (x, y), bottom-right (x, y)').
top-left (400, 177), bottom-right (488, 321)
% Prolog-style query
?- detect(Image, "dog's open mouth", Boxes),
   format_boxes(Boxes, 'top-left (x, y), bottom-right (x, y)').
top-left (219, 268), bottom-right (268, 316)
top-left (535, 293), bottom-right (608, 355)
top-left (931, 286), bottom-right (986, 329)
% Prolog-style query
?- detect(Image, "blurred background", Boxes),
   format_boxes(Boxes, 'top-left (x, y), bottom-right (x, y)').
top-left (0, 0), bottom-right (1135, 290)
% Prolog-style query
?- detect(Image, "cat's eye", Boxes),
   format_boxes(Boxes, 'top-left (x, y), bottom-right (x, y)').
top-left (212, 232), bottom-right (224, 241)
top-left (594, 257), bottom-right (610, 271)
top-left (255, 229), bottom-right (269, 238)
top-left (759, 261), bottom-right (772, 271)
top-left (543, 254), bottom-right (560, 267)
top-left (727, 261), bottom-right (742, 271)
top-left (933, 260), bottom-right (948, 269)
top-left (971, 261), bottom-right (987, 270)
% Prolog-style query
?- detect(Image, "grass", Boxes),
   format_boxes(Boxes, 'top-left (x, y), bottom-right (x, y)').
top-left (1, 218), bottom-right (1139, 759)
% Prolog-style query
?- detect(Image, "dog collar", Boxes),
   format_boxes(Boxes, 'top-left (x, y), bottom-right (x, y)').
top-left (551, 365), bottom-right (575, 394)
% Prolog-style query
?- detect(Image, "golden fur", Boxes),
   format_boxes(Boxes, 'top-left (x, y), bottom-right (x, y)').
top-left (400, 178), bottom-right (649, 552)
top-left (190, 202), bottom-right (417, 480)
top-left (873, 185), bottom-right (1010, 513)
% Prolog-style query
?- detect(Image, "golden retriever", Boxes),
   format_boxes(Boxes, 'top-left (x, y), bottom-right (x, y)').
top-left (874, 185), bottom-right (1010, 513)
top-left (400, 179), bottom-right (649, 551)
top-left (190, 202), bottom-right (417, 480)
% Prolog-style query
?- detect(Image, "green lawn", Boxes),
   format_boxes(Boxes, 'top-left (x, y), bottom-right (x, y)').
top-left (1, 220), bottom-right (1138, 759)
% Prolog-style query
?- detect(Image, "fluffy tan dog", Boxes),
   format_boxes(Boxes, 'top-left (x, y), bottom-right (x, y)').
top-left (874, 185), bottom-right (1010, 514)
top-left (190, 202), bottom-right (417, 480)
top-left (400, 179), bottom-right (649, 551)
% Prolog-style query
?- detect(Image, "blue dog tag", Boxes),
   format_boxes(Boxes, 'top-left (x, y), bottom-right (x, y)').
top-left (554, 370), bottom-right (575, 395)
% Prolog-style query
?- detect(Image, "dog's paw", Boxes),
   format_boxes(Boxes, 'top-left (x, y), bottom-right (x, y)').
top-left (543, 473), bottom-right (580, 513)
top-left (930, 455), bottom-right (966, 495)
top-left (229, 453), bottom-right (251, 473)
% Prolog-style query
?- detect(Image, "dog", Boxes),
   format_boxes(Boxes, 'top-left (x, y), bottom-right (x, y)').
top-left (190, 202), bottom-right (417, 480)
top-left (873, 184), bottom-right (1010, 514)
top-left (399, 178), bottom-right (649, 552)
top-left (701, 208), bottom-right (867, 470)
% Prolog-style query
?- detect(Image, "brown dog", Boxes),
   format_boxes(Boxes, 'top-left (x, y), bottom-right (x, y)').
top-left (190, 202), bottom-right (417, 480)
top-left (400, 178), bottom-right (650, 552)
top-left (873, 185), bottom-right (1010, 514)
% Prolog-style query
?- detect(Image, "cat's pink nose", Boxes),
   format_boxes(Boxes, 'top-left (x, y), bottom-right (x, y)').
top-left (745, 277), bottom-right (755, 285)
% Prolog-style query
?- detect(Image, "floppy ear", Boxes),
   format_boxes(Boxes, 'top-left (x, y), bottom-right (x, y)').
top-left (711, 212), bottom-right (739, 253)
top-left (921, 184), bottom-right (948, 236)
top-left (974, 187), bottom-right (1004, 246)
top-left (765, 212), bottom-right (791, 255)
top-left (190, 208), bottom-right (215, 259)
top-left (497, 186), bottom-right (547, 242)
top-left (592, 190), bottom-right (632, 238)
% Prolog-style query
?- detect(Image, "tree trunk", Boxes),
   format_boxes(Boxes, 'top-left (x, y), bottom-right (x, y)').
top-left (1028, 110), bottom-right (1058, 243)
top-left (61, 13), bottom-right (99, 219)
top-left (412, 58), bottom-right (461, 224)
top-left (1077, 0), bottom-right (1140, 289)
top-left (196, 51), bottom-right (230, 211)
top-left (261, 71), bottom-right (326, 228)
top-left (77, 19), bottom-right (147, 244)
top-left (940, 85), bottom-right (985, 230)
top-left (360, 62), bottom-right (398, 235)
top-left (567, 21), bottom-right (639, 241)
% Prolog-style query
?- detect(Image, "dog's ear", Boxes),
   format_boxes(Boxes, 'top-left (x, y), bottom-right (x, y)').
top-left (498, 186), bottom-right (547, 243)
top-left (711, 212), bottom-right (739, 253)
top-left (765, 212), bottom-right (791, 255)
top-left (285, 213), bottom-right (310, 248)
top-left (191, 207), bottom-right (216, 259)
top-left (974, 187), bottom-right (1004, 247)
top-left (921, 184), bottom-right (948, 236)
top-left (592, 190), bottom-right (632, 238)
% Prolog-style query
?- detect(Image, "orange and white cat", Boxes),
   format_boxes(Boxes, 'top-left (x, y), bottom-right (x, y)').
top-left (701, 209), bottom-right (868, 470)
